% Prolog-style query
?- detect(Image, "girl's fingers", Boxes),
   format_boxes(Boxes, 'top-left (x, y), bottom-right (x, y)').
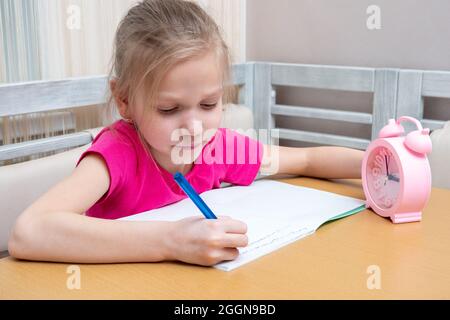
top-left (219, 233), bottom-right (249, 248)
top-left (220, 219), bottom-right (248, 234)
top-left (219, 248), bottom-right (240, 261)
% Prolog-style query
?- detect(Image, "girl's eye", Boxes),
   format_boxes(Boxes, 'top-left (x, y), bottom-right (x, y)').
top-left (158, 107), bottom-right (178, 114)
top-left (201, 103), bottom-right (217, 110)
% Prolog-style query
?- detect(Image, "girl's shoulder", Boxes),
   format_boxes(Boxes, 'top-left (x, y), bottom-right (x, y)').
top-left (76, 120), bottom-right (139, 177)
top-left (91, 120), bottom-right (138, 150)
top-left (75, 120), bottom-right (140, 211)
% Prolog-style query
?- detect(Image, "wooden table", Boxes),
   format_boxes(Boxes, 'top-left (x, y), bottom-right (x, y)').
top-left (1, 177), bottom-right (449, 299)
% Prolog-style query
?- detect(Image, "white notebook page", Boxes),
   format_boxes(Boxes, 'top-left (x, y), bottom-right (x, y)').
top-left (121, 180), bottom-right (365, 271)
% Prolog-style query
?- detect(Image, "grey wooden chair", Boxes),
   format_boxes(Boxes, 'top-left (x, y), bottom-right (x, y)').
top-left (397, 69), bottom-right (450, 131)
top-left (249, 63), bottom-right (450, 150)
top-left (249, 62), bottom-right (401, 149)
top-left (397, 69), bottom-right (450, 189)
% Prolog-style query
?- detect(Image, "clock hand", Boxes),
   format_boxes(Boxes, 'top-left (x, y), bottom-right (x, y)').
top-left (388, 174), bottom-right (400, 182)
top-left (384, 155), bottom-right (389, 176)
top-left (384, 155), bottom-right (389, 186)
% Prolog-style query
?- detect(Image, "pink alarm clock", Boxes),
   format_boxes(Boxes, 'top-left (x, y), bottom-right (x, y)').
top-left (362, 116), bottom-right (432, 223)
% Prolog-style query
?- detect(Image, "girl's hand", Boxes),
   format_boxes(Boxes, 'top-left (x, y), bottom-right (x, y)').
top-left (167, 216), bottom-right (248, 266)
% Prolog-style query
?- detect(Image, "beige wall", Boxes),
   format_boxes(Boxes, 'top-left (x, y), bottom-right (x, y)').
top-left (246, 0), bottom-right (450, 146)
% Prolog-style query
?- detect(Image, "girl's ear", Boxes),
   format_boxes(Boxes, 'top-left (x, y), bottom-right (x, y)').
top-left (110, 79), bottom-right (130, 119)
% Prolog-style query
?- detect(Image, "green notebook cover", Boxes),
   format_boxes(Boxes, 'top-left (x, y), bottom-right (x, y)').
top-left (326, 204), bottom-right (367, 222)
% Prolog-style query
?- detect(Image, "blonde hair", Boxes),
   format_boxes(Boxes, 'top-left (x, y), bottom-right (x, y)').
top-left (108, 0), bottom-right (233, 122)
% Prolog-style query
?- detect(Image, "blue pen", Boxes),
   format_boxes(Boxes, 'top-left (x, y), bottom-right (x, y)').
top-left (174, 172), bottom-right (217, 219)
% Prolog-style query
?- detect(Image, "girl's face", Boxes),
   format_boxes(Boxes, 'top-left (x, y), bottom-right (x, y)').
top-left (133, 51), bottom-right (224, 171)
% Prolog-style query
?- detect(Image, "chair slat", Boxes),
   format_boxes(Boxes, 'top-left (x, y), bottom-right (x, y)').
top-left (0, 75), bottom-right (109, 117)
top-left (278, 128), bottom-right (370, 150)
top-left (272, 104), bottom-right (373, 124)
top-left (0, 132), bottom-right (92, 161)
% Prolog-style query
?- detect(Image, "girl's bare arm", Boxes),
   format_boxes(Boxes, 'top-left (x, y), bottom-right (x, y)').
top-left (261, 145), bottom-right (364, 179)
top-left (8, 154), bottom-right (175, 263)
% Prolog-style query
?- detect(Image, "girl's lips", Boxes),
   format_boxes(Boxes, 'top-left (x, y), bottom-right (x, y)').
top-left (174, 136), bottom-right (207, 149)
top-left (175, 143), bottom-right (203, 149)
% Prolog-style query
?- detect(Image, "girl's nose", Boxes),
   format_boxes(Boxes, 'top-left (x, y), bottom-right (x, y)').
top-left (183, 118), bottom-right (203, 136)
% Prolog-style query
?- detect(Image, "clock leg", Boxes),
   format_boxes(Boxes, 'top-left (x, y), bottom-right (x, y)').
top-left (390, 212), bottom-right (422, 223)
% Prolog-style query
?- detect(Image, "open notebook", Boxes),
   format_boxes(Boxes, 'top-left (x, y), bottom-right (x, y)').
top-left (121, 180), bottom-right (366, 271)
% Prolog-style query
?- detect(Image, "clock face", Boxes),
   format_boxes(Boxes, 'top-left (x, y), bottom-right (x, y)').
top-left (366, 146), bottom-right (401, 210)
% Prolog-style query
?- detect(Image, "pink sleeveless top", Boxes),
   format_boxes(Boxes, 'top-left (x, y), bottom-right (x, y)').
top-left (77, 120), bottom-right (263, 219)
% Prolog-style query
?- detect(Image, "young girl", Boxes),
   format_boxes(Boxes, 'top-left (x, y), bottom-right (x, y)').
top-left (8, 0), bottom-right (364, 266)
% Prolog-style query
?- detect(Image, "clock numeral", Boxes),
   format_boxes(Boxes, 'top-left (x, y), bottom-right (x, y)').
top-left (379, 148), bottom-right (390, 158)
top-left (384, 197), bottom-right (393, 208)
top-left (369, 148), bottom-right (396, 209)
top-left (373, 177), bottom-right (383, 190)
top-left (371, 167), bottom-right (381, 177)
top-left (374, 155), bottom-right (384, 168)
top-left (374, 149), bottom-right (391, 169)
top-left (376, 189), bottom-right (393, 208)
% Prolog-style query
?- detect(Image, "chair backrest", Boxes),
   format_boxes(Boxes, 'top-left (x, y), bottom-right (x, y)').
top-left (249, 62), bottom-right (400, 149)
top-left (0, 136), bottom-right (93, 251)
top-left (397, 69), bottom-right (450, 131)
top-left (0, 75), bottom-right (109, 251)
top-left (396, 69), bottom-right (450, 189)
top-left (248, 62), bottom-right (450, 150)
top-left (429, 121), bottom-right (450, 189)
